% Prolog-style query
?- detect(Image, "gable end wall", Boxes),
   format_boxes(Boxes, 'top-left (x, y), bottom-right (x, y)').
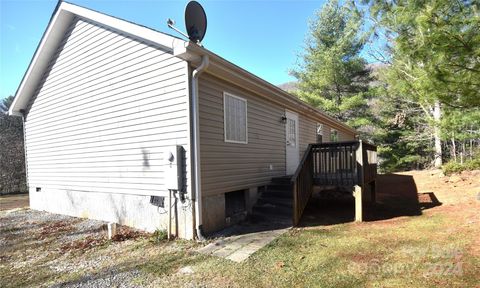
top-left (23, 17), bottom-right (193, 238)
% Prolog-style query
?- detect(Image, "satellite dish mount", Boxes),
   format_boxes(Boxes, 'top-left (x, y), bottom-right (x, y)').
top-left (167, 1), bottom-right (207, 45)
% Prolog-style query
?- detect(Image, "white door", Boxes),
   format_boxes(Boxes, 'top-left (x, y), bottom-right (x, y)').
top-left (285, 111), bottom-right (299, 175)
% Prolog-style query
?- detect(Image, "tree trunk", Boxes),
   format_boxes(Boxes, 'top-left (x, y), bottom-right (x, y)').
top-left (451, 136), bottom-right (456, 163)
top-left (470, 136), bottom-right (473, 160)
top-left (433, 100), bottom-right (442, 168)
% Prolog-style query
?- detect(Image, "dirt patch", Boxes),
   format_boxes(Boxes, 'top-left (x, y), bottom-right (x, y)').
top-left (39, 220), bottom-right (77, 239)
top-left (60, 235), bottom-right (107, 253)
top-left (0, 194), bottom-right (28, 211)
top-left (111, 226), bottom-right (149, 242)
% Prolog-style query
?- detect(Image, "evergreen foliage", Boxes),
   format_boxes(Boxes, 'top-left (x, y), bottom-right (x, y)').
top-left (291, 0), bottom-right (373, 134)
top-left (293, 0), bottom-right (480, 172)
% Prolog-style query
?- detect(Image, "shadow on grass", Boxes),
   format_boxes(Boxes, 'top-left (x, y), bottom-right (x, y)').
top-left (298, 174), bottom-right (442, 227)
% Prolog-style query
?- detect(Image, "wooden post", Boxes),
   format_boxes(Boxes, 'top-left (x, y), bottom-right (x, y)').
top-left (293, 181), bottom-right (298, 226)
top-left (168, 189), bottom-right (172, 240)
top-left (354, 185), bottom-right (363, 222)
top-left (370, 181), bottom-right (376, 204)
top-left (355, 140), bottom-right (364, 222)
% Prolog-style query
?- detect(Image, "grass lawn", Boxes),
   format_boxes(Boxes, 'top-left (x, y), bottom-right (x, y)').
top-left (1, 170), bottom-right (479, 287)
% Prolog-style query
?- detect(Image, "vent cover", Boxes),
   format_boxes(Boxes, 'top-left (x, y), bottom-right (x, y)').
top-left (150, 196), bottom-right (165, 207)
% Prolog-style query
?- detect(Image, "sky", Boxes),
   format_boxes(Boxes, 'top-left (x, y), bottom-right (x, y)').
top-left (0, 0), bottom-right (377, 101)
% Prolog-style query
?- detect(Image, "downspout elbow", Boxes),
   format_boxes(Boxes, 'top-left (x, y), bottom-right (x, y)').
top-left (192, 54), bottom-right (209, 79)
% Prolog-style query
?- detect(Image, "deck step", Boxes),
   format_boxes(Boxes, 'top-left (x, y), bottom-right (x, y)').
top-left (271, 176), bottom-right (293, 185)
top-left (249, 211), bottom-right (292, 225)
top-left (251, 175), bottom-right (295, 221)
top-left (261, 190), bottom-right (292, 199)
top-left (257, 197), bottom-right (292, 208)
top-left (266, 183), bottom-right (293, 192)
top-left (252, 204), bottom-right (292, 217)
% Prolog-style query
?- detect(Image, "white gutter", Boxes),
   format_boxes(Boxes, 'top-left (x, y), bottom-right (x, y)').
top-left (191, 54), bottom-right (209, 240)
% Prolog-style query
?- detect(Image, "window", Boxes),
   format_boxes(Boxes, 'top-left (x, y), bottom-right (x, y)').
top-left (224, 92), bottom-right (247, 143)
top-left (330, 129), bottom-right (338, 142)
top-left (316, 123), bottom-right (323, 143)
top-left (287, 118), bottom-right (297, 147)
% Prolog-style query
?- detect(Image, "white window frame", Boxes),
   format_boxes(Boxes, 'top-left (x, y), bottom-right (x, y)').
top-left (223, 92), bottom-right (248, 144)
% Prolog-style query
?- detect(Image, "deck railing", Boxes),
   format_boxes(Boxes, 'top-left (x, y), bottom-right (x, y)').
top-left (312, 141), bottom-right (360, 186)
top-left (291, 140), bottom-right (377, 225)
top-left (359, 141), bottom-right (377, 185)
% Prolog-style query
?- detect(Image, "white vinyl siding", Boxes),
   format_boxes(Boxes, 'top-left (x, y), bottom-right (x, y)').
top-left (223, 93), bottom-right (247, 144)
top-left (23, 17), bottom-right (190, 197)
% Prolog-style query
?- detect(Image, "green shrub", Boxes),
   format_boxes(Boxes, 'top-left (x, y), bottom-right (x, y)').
top-left (442, 157), bottom-right (480, 175)
top-left (150, 229), bottom-right (168, 243)
top-left (442, 161), bottom-right (464, 175)
top-left (465, 157), bottom-right (480, 170)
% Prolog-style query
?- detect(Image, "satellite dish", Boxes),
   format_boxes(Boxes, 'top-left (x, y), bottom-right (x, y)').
top-left (185, 1), bottom-right (207, 43)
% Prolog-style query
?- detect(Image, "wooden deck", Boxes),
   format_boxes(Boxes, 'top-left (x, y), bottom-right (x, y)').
top-left (291, 140), bottom-right (377, 225)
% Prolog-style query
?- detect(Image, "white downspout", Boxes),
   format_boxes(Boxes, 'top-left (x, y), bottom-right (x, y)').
top-left (191, 54), bottom-right (209, 240)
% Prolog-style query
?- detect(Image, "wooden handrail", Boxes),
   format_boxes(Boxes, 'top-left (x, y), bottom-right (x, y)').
top-left (291, 145), bottom-right (314, 225)
top-left (291, 144), bottom-right (314, 181)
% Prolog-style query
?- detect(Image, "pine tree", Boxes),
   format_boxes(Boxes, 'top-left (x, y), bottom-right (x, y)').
top-left (0, 96), bottom-right (14, 114)
top-left (368, 0), bottom-right (480, 168)
top-left (291, 0), bottom-right (372, 133)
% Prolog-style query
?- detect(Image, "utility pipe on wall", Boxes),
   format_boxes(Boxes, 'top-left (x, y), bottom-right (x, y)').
top-left (191, 54), bottom-right (209, 240)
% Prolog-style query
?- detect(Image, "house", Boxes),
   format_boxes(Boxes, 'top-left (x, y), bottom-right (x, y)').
top-left (9, 2), bottom-right (376, 239)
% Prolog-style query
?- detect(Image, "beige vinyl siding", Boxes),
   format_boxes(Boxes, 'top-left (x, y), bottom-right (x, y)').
top-left (338, 130), bottom-right (355, 141)
top-left (297, 116), bottom-right (356, 156)
top-left (298, 114), bottom-right (317, 158)
top-left (24, 17), bottom-right (190, 197)
top-left (198, 74), bottom-right (356, 197)
top-left (199, 74), bottom-right (286, 197)
top-left (323, 125), bottom-right (332, 142)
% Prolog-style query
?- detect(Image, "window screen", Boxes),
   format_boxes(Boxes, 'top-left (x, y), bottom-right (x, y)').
top-left (224, 93), bottom-right (248, 143)
top-left (287, 118), bottom-right (296, 147)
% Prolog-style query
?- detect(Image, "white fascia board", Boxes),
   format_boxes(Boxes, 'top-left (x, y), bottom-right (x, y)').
top-left (9, 3), bottom-right (73, 116)
top-left (9, 1), bottom-right (186, 116)
top-left (61, 2), bottom-right (182, 52)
